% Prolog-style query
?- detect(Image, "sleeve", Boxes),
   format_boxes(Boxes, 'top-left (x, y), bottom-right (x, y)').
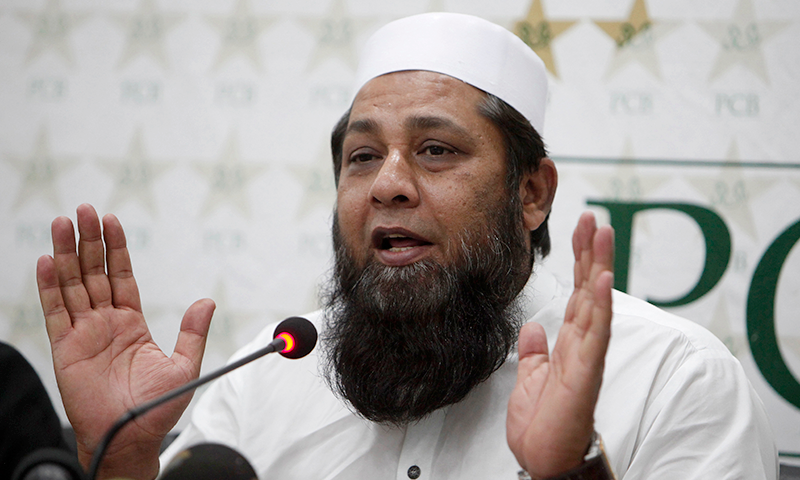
top-left (621, 349), bottom-right (778, 479)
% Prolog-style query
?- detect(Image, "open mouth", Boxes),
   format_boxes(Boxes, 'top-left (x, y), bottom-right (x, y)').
top-left (381, 234), bottom-right (431, 252)
top-left (373, 229), bottom-right (433, 253)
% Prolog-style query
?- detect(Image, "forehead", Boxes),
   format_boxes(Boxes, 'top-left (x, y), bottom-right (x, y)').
top-left (348, 71), bottom-right (489, 127)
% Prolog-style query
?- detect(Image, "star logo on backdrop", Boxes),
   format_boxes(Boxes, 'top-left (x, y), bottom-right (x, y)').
top-left (583, 139), bottom-right (669, 203)
top-left (98, 128), bottom-right (172, 216)
top-left (288, 145), bottom-right (337, 219)
top-left (0, 277), bottom-right (50, 353)
top-left (299, 0), bottom-right (373, 71)
top-left (206, 0), bottom-right (276, 71)
top-left (594, 0), bottom-right (678, 79)
top-left (112, 0), bottom-right (185, 71)
top-left (194, 133), bottom-right (267, 218)
top-left (206, 281), bottom-right (259, 355)
top-left (16, 0), bottom-right (89, 67)
top-left (513, 0), bottom-right (577, 79)
top-left (6, 127), bottom-right (78, 211)
top-left (687, 141), bottom-right (772, 240)
top-left (699, 0), bottom-right (789, 84)
top-left (581, 140), bottom-right (670, 255)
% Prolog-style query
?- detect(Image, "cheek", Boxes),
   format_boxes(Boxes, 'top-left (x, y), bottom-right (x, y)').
top-left (336, 188), bottom-right (369, 248)
top-left (437, 175), bottom-right (508, 240)
top-left (428, 170), bottom-right (501, 215)
top-left (423, 175), bottom-right (486, 238)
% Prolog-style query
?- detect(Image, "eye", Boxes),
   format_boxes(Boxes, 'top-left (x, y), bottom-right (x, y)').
top-left (348, 150), bottom-right (380, 164)
top-left (421, 144), bottom-right (455, 156)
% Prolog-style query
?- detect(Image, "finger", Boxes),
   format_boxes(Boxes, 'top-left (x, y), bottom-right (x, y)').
top-left (37, 255), bottom-right (72, 342)
top-left (516, 322), bottom-right (549, 380)
top-left (592, 225), bottom-right (615, 275)
top-left (51, 215), bottom-right (92, 315)
top-left (172, 299), bottom-right (215, 375)
top-left (102, 214), bottom-right (142, 312)
top-left (580, 270), bottom-right (614, 365)
top-left (76, 204), bottom-right (113, 309)
top-left (592, 271), bottom-right (614, 332)
top-left (567, 213), bottom-right (598, 323)
top-left (572, 212), bottom-right (598, 290)
top-left (573, 225), bottom-right (615, 331)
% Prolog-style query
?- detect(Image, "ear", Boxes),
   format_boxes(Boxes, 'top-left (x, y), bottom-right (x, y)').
top-left (519, 157), bottom-right (557, 232)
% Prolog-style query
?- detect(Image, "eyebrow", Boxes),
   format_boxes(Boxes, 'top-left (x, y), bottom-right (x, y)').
top-left (345, 118), bottom-right (381, 136)
top-left (345, 115), bottom-right (471, 138)
top-left (404, 115), bottom-right (470, 138)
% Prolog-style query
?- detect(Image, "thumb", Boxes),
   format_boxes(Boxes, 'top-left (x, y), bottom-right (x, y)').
top-left (172, 299), bottom-right (215, 373)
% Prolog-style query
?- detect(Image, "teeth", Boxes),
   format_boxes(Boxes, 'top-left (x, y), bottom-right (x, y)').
top-left (383, 233), bottom-right (416, 252)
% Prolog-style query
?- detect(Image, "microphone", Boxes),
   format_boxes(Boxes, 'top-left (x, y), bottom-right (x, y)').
top-left (13, 444), bottom-right (259, 480)
top-left (11, 448), bottom-right (85, 480)
top-left (74, 316), bottom-right (316, 480)
top-left (160, 443), bottom-right (257, 480)
top-left (271, 315), bottom-right (317, 359)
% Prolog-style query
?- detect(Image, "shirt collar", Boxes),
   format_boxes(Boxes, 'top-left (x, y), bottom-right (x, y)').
top-left (519, 264), bottom-right (569, 322)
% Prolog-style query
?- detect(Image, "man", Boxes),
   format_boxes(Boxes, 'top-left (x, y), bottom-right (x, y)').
top-left (36, 12), bottom-right (776, 480)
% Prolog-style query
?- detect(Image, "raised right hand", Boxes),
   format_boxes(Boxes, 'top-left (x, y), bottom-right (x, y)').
top-left (36, 204), bottom-right (215, 480)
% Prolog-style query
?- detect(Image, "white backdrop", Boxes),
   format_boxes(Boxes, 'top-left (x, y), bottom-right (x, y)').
top-left (1, 0), bottom-right (799, 465)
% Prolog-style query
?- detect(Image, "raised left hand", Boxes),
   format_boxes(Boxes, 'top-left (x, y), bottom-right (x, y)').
top-left (506, 211), bottom-right (614, 478)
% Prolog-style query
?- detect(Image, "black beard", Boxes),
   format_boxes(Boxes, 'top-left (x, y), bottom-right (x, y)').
top-left (321, 194), bottom-right (533, 425)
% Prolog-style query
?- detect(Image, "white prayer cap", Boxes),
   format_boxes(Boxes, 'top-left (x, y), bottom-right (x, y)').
top-left (352, 12), bottom-right (548, 133)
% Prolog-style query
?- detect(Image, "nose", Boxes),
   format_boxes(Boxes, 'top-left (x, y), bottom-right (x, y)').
top-left (368, 149), bottom-right (420, 208)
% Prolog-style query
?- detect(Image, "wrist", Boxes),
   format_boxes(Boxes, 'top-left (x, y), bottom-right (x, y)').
top-left (517, 432), bottom-right (616, 480)
top-left (80, 440), bottom-right (162, 480)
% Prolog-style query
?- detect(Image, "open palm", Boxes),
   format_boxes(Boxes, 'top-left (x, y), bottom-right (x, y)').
top-left (37, 204), bottom-right (214, 480)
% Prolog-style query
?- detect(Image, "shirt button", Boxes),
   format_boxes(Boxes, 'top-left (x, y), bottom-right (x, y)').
top-left (407, 465), bottom-right (421, 479)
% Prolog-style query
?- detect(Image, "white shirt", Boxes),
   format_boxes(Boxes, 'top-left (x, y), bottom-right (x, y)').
top-left (161, 268), bottom-right (778, 479)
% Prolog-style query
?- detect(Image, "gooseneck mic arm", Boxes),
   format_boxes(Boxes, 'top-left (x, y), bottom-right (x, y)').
top-left (86, 316), bottom-right (317, 480)
top-left (87, 338), bottom-right (280, 479)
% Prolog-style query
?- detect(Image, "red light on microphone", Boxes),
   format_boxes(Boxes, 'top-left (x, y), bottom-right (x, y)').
top-left (276, 332), bottom-right (295, 354)
top-left (273, 316), bottom-right (316, 359)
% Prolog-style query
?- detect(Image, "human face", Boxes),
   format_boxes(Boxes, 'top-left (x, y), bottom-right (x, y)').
top-left (336, 70), bottom-right (510, 269)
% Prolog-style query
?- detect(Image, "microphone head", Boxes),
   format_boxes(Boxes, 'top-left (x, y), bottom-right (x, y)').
top-left (12, 448), bottom-right (86, 480)
top-left (273, 316), bottom-right (317, 359)
top-left (160, 443), bottom-right (256, 480)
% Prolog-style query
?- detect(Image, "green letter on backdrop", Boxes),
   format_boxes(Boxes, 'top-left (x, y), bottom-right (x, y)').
top-left (587, 201), bottom-right (731, 307)
top-left (747, 218), bottom-right (800, 409)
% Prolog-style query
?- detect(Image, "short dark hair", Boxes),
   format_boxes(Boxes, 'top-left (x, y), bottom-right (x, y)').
top-left (330, 92), bottom-right (551, 258)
